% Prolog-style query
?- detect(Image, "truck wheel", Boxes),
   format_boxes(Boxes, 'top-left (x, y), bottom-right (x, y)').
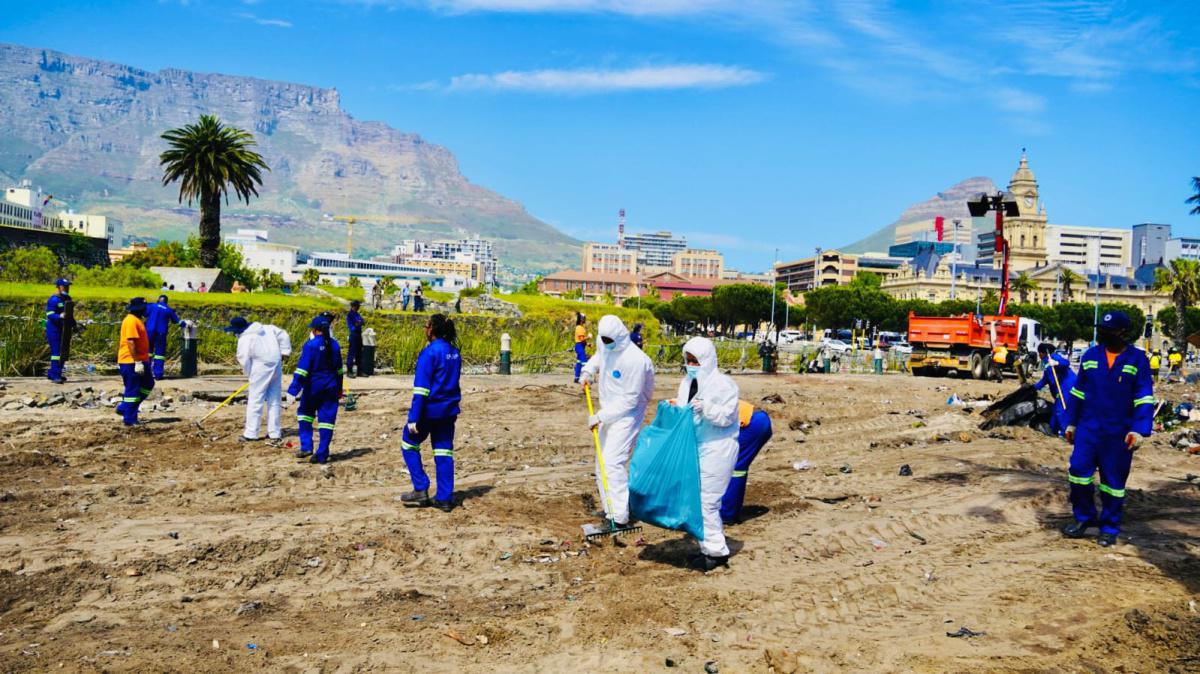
top-left (969, 353), bottom-right (985, 380)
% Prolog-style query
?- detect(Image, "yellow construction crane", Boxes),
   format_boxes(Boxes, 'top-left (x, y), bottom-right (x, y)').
top-left (324, 214), bottom-right (448, 257)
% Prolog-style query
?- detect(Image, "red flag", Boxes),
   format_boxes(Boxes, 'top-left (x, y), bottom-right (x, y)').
top-left (994, 210), bottom-right (1004, 253)
top-left (934, 216), bottom-right (944, 242)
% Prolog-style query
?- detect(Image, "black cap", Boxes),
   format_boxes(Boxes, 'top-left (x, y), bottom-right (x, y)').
top-left (224, 316), bottom-right (250, 334)
top-left (350, 300), bottom-right (361, 308)
top-left (126, 296), bottom-right (147, 313)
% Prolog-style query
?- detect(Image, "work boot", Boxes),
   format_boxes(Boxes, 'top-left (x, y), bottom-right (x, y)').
top-left (688, 553), bottom-right (729, 572)
top-left (295, 449), bottom-right (313, 460)
top-left (400, 489), bottom-right (431, 508)
top-left (432, 498), bottom-right (454, 513)
top-left (265, 437), bottom-right (283, 448)
top-left (238, 435), bottom-right (258, 443)
top-left (310, 452), bottom-right (328, 465)
top-left (1061, 520), bottom-right (1096, 538)
top-left (1096, 533), bottom-right (1118, 547)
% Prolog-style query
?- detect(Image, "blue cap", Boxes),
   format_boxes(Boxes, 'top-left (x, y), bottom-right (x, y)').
top-left (224, 316), bottom-right (249, 334)
top-left (1096, 310), bottom-right (1131, 331)
top-left (55, 278), bottom-right (71, 287)
top-left (310, 315), bottom-right (331, 330)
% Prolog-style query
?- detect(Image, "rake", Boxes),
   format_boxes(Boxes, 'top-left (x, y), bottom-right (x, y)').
top-left (581, 384), bottom-right (641, 541)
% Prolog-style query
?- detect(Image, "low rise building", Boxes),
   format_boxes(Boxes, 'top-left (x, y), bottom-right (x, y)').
top-left (537, 269), bottom-right (760, 302)
top-left (775, 250), bottom-right (859, 293)
top-left (1045, 224), bottom-right (1131, 275)
top-left (226, 229), bottom-right (300, 281)
top-left (1165, 236), bottom-right (1200, 263)
top-left (582, 242), bottom-right (640, 275)
top-left (302, 251), bottom-right (444, 288)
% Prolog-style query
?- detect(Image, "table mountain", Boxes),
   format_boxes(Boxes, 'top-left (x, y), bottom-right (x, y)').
top-left (0, 43), bottom-right (579, 274)
top-left (840, 177), bottom-right (998, 253)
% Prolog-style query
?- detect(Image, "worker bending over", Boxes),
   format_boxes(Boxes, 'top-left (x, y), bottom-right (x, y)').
top-left (1033, 343), bottom-right (1076, 437)
top-left (116, 297), bottom-right (154, 427)
top-left (45, 278), bottom-right (72, 384)
top-left (145, 294), bottom-right (181, 380)
top-left (230, 316), bottom-right (292, 445)
top-left (1062, 311), bottom-right (1154, 547)
top-left (580, 315), bottom-right (654, 529)
top-left (720, 401), bottom-right (773, 524)
top-left (676, 337), bottom-right (739, 571)
top-left (287, 316), bottom-right (344, 464)
top-left (399, 314), bottom-right (463, 512)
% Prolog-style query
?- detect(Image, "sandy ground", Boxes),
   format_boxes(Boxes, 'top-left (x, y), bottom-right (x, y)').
top-left (0, 371), bottom-right (1197, 673)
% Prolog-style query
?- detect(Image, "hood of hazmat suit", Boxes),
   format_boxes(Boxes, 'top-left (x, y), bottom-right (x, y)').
top-left (675, 336), bottom-right (740, 558)
top-left (237, 322), bottom-right (291, 374)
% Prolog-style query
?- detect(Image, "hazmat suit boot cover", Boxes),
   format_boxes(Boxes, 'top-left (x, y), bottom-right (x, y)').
top-left (629, 401), bottom-right (706, 541)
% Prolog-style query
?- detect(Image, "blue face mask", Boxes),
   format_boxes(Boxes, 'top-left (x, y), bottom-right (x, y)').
top-left (604, 341), bottom-right (617, 351)
top-left (686, 365), bottom-right (700, 377)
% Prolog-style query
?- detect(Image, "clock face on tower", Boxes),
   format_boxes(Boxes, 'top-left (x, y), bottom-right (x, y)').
top-left (1024, 196), bottom-right (1034, 207)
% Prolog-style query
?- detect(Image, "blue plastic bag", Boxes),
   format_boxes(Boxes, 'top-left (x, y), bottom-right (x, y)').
top-left (629, 401), bottom-right (705, 541)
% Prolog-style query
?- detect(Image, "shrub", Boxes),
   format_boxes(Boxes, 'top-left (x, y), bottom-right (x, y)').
top-left (0, 246), bottom-right (59, 283)
top-left (67, 263), bottom-right (162, 288)
top-left (459, 285), bottom-right (487, 298)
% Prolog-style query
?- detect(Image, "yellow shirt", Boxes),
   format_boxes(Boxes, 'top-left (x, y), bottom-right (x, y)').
top-left (575, 325), bottom-right (587, 344)
top-left (738, 400), bottom-right (754, 428)
top-left (1169, 353), bottom-right (1183, 366)
top-left (1150, 355), bottom-right (1161, 369)
top-left (118, 314), bottom-right (149, 364)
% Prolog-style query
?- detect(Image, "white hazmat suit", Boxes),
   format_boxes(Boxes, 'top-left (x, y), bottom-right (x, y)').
top-left (236, 322), bottom-right (293, 440)
top-left (675, 337), bottom-right (739, 558)
top-left (581, 315), bottom-right (655, 525)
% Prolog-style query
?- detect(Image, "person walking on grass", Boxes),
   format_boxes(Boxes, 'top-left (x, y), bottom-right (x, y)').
top-left (400, 314), bottom-right (463, 512)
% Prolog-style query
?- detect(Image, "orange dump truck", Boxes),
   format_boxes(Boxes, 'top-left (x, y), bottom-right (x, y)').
top-left (907, 312), bottom-right (1042, 379)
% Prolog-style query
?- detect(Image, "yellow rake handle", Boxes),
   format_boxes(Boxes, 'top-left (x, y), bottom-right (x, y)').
top-left (1049, 361), bottom-right (1066, 410)
top-left (198, 382), bottom-right (250, 424)
top-left (585, 384), bottom-right (617, 519)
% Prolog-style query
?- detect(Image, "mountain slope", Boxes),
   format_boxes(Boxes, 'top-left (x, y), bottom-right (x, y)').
top-left (0, 43), bottom-right (579, 273)
top-left (841, 177), bottom-right (997, 253)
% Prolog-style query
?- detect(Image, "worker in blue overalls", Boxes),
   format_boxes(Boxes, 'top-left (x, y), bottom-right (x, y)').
top-left (399, 314), bottom-right (463, 512)
top-left (1033, 342), bottom-right (1076, 436)
top-left (45, 278), bottom-right (72, 383)
top-left (145, 294), bottom-right (181, 380)
top-left (720, 400), bottom-right (774, 524)
top-left (1062, 311), bottom-right (1154, 547)
top-left (345, 300), bottom-right (364, 378)
top-left (286, 315), bottom-right (344, 465)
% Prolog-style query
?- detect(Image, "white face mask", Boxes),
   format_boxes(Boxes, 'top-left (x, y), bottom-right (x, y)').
top-left (686, 365), bottom-right (700, 377)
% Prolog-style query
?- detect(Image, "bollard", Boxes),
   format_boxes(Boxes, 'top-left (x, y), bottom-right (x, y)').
top-left (822, 356), bottom-right (830, 374)
top-left (499, 332), bottom-right (512, 375)
top-left (180, 320), bottom-right (198, 379)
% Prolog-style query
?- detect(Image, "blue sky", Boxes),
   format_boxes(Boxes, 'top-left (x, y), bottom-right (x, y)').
top-left (4, 0), bottom-right (1199, 270)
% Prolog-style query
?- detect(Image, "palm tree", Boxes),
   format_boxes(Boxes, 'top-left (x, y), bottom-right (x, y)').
top-left (1059, 267), bottom-right (1082, 301)
top-left (1011, 271), bottom-right (1037, 304)
top-left (1153, 259), bottom-right (1200, 350)
top-left (159, 115), bottom-right (269, 268)
top-left (1188, 176), bottom-right (1200, 215)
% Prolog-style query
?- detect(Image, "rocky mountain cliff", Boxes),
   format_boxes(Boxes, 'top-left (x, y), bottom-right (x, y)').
top-left (840, 177), bottom-right (998, 253)
top-left (0, 43), bottom-right (579, 274)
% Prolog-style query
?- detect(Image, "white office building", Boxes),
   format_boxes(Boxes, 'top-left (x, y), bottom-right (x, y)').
top-left (2, 185), bottom-right (123, 245)
top-left (622, 230), bottom-right (688, 269)
top-left (1045, 224), bottom-right (1131, 275)
top-left (1165, 236), bottom-right (1200, 263)
top-left (225, 229), bottom-right (300, 281)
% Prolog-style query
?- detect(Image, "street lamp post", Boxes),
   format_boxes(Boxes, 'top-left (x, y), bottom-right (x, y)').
top-left (1091, 235), bottom-right (1102, 345)
top-left (769, 247), bottom-right (779, 344)
top-left (950, 219), bottom-right (961, 300)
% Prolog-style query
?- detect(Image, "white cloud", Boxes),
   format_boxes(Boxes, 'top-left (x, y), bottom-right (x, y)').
top-left (443, 64), bottom-right (767, 93)
top-left (235, 11), bottom-right (293, 27)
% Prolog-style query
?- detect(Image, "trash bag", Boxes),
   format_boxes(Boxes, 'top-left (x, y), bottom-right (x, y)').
top-left (980, 385), bottom-right (1055, 435)
top-left (629, 401), bottom-right (705, 541)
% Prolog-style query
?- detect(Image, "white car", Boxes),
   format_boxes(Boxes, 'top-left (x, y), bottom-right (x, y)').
top-left (890, 342), bottom-right (913, 355)
top-left (779, 330), bottom-right (803, 344)
top-left (820, 338), bottom-right (852, 354)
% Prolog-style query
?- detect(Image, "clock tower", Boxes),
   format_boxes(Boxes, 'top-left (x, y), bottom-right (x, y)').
top-left (1002, 150), bottom-right (1048, 271)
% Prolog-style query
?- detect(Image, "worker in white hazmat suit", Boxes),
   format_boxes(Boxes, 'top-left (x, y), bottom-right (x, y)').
top-left (580, 315), bottom-right (655, 527)
top-left (228, 316), bottom-right (293, 445)
top-left (675, 336), bottom-right (740, 571)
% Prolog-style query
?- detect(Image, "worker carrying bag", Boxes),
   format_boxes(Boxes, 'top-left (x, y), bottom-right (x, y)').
top-left (629, 401), bottom-right (705, 541)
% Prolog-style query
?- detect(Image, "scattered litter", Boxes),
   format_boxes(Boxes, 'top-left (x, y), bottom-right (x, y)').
top-left (212, 639), bottom-right (220, 650)
top-left (704, 661), bottom-right (720, 673)
top-left (166, 624), bottom-right (177, 632)
top-left (663, 627), bottom-right (688, 637)
top-left (792, 460), bottom-right (812, 471)
top-left (411, 615), bottom-right (424, 621)
top-left (761, 393), bottom-right (784, 404)
top-left (123, 568), bottom-right (142, 577)
top-left (868, 537), bottom-right (888, 551)
top-left (899, 464), bottom-right (913, 477)
top-left (498, 552), bottom-right (512, 561)
top-left (444, 628), bottom-right (475, 646)
top-left (665, 658), bottom-right (677, 667)
top-left (476, 635), bottom-right (489, 645)
top-left (924, 570), bottom-right (937, 583)
top-left (168, 531), bottom-right (179, 540)
top-left (840, 464), bottom-right (853, 474)
top-left (213, 490), bottom-right (226, 497)
top-left (946, 626), bottom-right (986, 638)
top-left (246, 643), bottom-right (257, 650)
top-left (305, 557), bottom-right (321, 568)
top-left (634, 537), bottom-right (647, 546)
top-left (908, 530), bottom-right (928, 545)
top-left (235, 601), bottom-right (262, 615)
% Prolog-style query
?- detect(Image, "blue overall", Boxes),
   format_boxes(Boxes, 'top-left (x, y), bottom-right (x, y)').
top-left (402, 338), bottom-right (462, 502)
top-left (1034, 353), bottom-right (1076, 436)
top-left (720, 409), bottom-right (773, 522)
top-left (144, 301), bottom-right (180, 379)
top-left (44, 293), bottom-right (68, 381)
top-left (574, 342), bottom-right (588, 381)
top-left (1063, 345), bottom-right (1154, 536)
top-left (288, 335), bottom-right (344, 463)
top-left (118, 362), bottom-right (155, 426)
top-left (345, 310), bottom-right (364, 375)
